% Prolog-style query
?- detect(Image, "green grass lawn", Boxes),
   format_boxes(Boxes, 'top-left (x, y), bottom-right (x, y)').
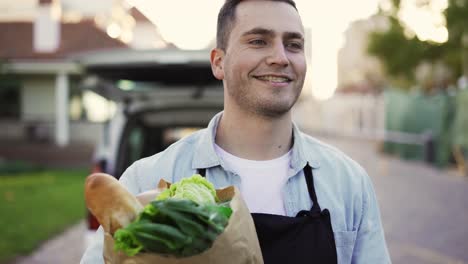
top-left (0, 169), bottom-right (88, 262)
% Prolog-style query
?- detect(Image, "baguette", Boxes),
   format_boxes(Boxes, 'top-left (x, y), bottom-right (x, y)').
top-left (84, 173), bottom-right (143, 234)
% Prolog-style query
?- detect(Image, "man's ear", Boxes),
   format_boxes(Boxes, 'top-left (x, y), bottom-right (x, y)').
top-left (210, 48), bottom-right (225, 80)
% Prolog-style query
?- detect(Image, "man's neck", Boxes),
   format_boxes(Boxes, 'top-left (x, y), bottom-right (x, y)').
top-left (215, 108), bottom-right (293, 161)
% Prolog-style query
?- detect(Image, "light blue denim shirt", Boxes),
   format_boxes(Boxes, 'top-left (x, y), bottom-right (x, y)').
top-left (81, 112), bottom-right (391, 264)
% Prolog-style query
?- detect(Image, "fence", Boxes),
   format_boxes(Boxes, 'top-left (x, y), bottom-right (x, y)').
top-left (0, 119), bottom-right (103, 145)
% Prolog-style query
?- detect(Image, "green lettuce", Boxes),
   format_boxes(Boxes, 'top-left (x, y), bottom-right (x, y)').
top-left (156, 174), bottom-right (218, 204)
top-left (113, 174), bottom-right (232, 257)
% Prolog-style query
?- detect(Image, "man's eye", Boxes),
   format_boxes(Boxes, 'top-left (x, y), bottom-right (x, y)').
top-left (286, 42), bottom-right (303, 51)
top-left (249, 39), bottom-right (267, 46)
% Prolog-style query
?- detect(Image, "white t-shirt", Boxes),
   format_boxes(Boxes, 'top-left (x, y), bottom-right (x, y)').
top-left (214, 144), bottom-right (291, 215)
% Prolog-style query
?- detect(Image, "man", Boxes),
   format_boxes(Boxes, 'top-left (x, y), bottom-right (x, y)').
top-left (81, 0), bottom-right (391, 263)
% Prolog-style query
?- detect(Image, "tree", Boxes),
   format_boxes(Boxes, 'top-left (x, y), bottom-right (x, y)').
top-left (367, 0), bottom-right (467, 89)
top-left (444, 0), bottom-right (468, 78)
top-left (367, 16), bottom-right (435, 86)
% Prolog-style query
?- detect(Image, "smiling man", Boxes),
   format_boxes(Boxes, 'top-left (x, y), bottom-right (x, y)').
top-left (208, 1), bottom-right (390, 263)
top-left (81, 1), bottom-right (390, 263)
top-left (212, 5), bottom-right (305, 120)
top-left (211, 0), bottom-right (306, 161)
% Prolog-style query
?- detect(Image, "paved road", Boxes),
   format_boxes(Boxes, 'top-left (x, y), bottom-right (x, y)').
top-left (321, 136), bottom-right (468, 264)
top-left (12, 136), bottom-right (468, 264)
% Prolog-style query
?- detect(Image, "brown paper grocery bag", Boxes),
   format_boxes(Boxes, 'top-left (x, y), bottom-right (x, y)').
top-left (103, 181), bottom-right (264, 264)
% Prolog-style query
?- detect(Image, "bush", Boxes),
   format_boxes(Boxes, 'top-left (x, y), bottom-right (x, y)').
top-left (0, 160), bottom-right (44, 175)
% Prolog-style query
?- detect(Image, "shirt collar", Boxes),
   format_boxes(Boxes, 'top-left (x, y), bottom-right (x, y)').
top-left (192, 111), bottom-right (320, 170)
top-left (290, 122), bottom-right (320, 170)
top-left (192, 112), bottom-right (224, 169)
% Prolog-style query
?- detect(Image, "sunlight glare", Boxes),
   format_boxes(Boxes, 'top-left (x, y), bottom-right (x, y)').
top-left (399, 0), bottom-right (448, 43)
top-left (83, 91), bottom-right (116, 122)
top-left (129, 0), bottom-right (222, 50)
top-left (296, 0), bottom-right (379, 100)
top-left (106, 22), bottom-right (121, 39)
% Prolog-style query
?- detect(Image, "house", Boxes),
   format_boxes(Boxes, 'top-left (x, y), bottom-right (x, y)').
top-left (0, 0), bottom-right (167, 147)
top-left (337, 14), bottom-right (388, 93)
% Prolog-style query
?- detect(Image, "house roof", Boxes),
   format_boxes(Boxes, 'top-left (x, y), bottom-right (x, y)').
top-left (0, 20), bottom-right (128, 61)
top-left (130, 7), bottom-right (152, 23)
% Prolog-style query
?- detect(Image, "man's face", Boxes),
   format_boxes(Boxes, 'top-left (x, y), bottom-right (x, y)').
top-left (212, 0), bottom-right (307, 118)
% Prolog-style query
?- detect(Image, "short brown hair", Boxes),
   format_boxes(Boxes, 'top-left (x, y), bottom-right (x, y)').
top-left (216, 0), bottom-right (298, 50)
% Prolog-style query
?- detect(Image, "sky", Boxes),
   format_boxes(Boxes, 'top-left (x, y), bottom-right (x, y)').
top-left (125, 0), bottom-right (448, 100)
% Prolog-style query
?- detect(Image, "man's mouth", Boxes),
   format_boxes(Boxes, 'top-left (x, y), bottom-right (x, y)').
top-left (254, 75), bottom-right (292, 83)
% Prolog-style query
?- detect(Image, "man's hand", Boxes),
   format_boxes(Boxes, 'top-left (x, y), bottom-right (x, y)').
top-left (136, 189), bottom-right (161, 206)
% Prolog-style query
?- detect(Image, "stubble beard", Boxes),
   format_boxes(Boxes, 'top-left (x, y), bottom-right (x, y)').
top-left (225, 78), bottom-right (304, 119)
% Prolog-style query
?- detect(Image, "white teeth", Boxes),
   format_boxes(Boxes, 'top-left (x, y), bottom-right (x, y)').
top-left (256, 76), bottom-right (289, 82)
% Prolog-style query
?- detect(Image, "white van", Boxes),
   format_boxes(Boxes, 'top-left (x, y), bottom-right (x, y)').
top-left (78, 48), bottom-right (223, 246)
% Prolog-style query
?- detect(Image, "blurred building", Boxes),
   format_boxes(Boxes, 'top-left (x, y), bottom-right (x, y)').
top-left (337, 14), bottom-right (388, 94)
top-left (0, 0), bottom-right (167, 146)
top-left (293, 15), bottom-right (390, 140)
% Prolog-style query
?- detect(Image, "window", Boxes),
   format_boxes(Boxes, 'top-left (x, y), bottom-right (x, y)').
top-left (0, 82), bottom-right (20, 119)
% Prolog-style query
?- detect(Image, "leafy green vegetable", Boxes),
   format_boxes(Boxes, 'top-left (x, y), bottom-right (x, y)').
top-left (114, 228), bottom-right (143, 257)
top-left (156, 174), bottom-right (218, 204)
top-left (113, 175), bottom-right (233, 257)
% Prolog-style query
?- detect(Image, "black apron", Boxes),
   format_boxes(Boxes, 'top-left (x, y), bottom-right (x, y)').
top-left (198, 163), bottom-right (338, 264)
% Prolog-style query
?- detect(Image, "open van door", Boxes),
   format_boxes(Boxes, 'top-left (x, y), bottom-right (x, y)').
top-left (77, 48), bottom-right (222, 102)
top-left (77, 48), bottom-right (224, 245)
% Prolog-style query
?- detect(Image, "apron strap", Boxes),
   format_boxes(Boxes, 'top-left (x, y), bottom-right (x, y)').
top-left (198, 168), bottom-right (206, 177)
top-left (304, 163), bottom-right (321, 213)
top-left (199, 164), bottom-right (321, 213)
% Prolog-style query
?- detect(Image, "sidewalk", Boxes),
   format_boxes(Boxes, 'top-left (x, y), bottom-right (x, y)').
top-left (11, 221), bottom-right (86, 264)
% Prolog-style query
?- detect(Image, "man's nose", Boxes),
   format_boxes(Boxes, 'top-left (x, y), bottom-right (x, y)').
top-left (266, 42), bottom-right (289, 67)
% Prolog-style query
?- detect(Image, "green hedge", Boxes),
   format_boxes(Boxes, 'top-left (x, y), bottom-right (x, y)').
top-left (453, 89), bottom-right (468, 148)
top-left (0, 160), bottom-right (44, 175)
top-left (383, 88), bottom-right (463, 167)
